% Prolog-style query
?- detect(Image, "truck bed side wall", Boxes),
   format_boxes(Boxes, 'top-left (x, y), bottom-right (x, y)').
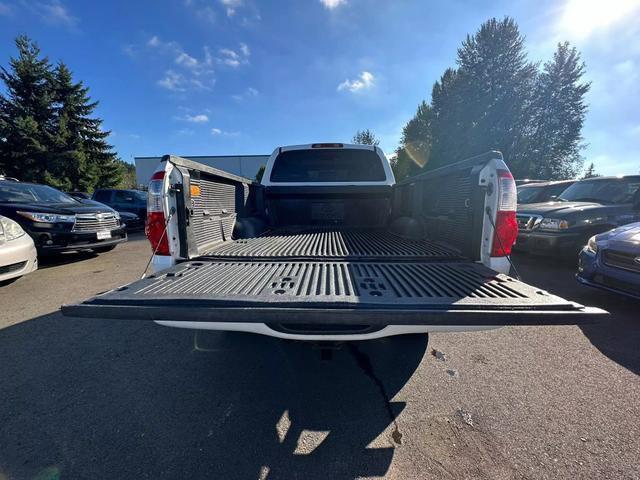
top-left (392, 153), bottom-right (495, 260)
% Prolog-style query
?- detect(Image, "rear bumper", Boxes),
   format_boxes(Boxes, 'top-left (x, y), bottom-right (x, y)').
top-left (154, 321), bottom-right (499, 340)
top-left (515, 230), bottom-right (583, 255)
top-left (0, 234), bottom-right (38, 282)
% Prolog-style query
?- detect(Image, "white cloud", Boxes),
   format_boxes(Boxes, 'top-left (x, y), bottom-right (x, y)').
top-left (177, 114), bottom-right (209, 123)
top-left (33, 1), bottom-right (78, 27)
top-left (218, 44), bottom-right (250, 67)
top-left (176, 52), bottom-right (199, 69)
top-left (232, 87), bottom-right (259, 101)
top-left (220, 0), bottom-right (242, 17)
top-left (320, 0), bottom-right (346, 10)
top-left (157, 70), bottom-right (186, 91)
top-left (145, 36), bottom-right (215, 91)
top-left (211, 128), bottom-right (240, 136)
top-left (337, 71), bottom-right (375, 93)
top-left (557, 0), bottom-right (640, 40)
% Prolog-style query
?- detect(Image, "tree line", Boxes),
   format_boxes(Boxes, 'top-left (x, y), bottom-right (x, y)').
top-left (0, 36), bottom-right (134, 192)
top-left (353, 18), bottom-right (591, 181)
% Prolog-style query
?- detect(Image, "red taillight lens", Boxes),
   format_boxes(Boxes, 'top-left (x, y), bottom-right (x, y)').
top-left (491, 169), bottom-right (518, 257)
top-left (491, 210), bottom-right (518, 256)
top-left (145, 170), bottom-right (170, 255)
top-left (145, 211), bottom-right (170, 255)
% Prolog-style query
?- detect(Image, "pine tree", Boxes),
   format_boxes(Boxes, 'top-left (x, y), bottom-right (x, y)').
top-left (528, 42), bottom-right (590, 179)
top-left (0, 36), bottom-right (54, 182)
top-left (50, 61), bottom-right (122, 190)
top-left (394, 101), bottom-right (433, 180)
top-left (582, 162), bottom-right (599, 179)
top-left (352, 129), bottom-right (380, 146)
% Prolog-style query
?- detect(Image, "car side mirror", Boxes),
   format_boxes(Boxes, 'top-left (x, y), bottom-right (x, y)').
top-left (549, 195), bottom-right (558, 201)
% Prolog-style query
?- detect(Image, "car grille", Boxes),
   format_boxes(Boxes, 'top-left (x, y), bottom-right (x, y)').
top-left (516, 214), bottom-right (542, 231)
top-left (72, 213), bottom-right (120, 233)
top-left (603, 250), bottom-right (640, 273)
top-left (0, 261), bottom-right (26, 275)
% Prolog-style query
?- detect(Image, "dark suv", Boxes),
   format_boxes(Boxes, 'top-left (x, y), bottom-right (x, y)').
top-left (515, 176), bottom-right (640, 256)
top-left (0, 180), bottom-right (127, 254)
top-left (92, 189), bottom-right (146, 229)
top-left (517, 179), bottom-right (575, 205)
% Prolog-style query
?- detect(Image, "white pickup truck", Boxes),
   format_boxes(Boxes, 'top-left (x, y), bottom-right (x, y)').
top-left (63, 144), bottom-right (605, 340)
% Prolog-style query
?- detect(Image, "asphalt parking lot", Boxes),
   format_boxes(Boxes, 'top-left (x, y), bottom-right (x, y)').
top-left (1, 233), bottom-right (638, 480)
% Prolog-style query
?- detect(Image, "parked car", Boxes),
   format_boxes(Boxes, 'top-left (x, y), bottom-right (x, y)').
top-left (0, 215), bottom-right (37, 285)
top-left (68, 191), bottom-right (144, 231)
top-left (66, 191), bottom-right (91, 200)
top-left (0, 180), bottom-right (127, 255)
top-left (515, 175), bottom-right (640, 256)
top-left (64, 147), bottom-right (604, 342)
top-left (517, 179), bottom-right (575, 205)
top-left (577, 222), bottom-right (640, 299)
top-left (92, 189), bottom-right (147, 220)
top-left (515, 178), bottom-right (547, 186)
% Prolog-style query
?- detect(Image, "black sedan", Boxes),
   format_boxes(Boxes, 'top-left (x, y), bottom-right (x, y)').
top-left (0, 180), bottom-right (127, 254)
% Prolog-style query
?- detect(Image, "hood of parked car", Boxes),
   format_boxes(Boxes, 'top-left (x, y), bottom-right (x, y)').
top-left (0, 201), bottom-right (116, 215)
top-left (597, 222), bottom-right (640, 251)
top-left (518, 201), bottom-right (603, 216)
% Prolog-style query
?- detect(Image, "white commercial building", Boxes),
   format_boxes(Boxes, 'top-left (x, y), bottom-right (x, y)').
top-left (134, 154), bottom-right (269, 187)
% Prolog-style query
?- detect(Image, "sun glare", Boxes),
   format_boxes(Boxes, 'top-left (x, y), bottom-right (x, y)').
top-left (558, 0), bottom-right (640, 39)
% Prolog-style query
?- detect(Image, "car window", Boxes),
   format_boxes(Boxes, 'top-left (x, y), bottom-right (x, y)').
top-left (517, 185), bottom-right (544, 203)
top-left (114, 190), bottom-right (135, 202)
top-left (270, 149), bottom-right (386, 182)
top-left (546, 183), bottom-right (572, 199)
top-left (0, 182), bottom-right (78, 204)
top-left (93, 190), bottom-right (111, 202)
top-left (559, 179), bottom-right (640, 204)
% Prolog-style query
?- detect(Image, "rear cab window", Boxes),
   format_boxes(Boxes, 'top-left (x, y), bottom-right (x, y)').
top-left (268, 148), bottom-right (388, 183)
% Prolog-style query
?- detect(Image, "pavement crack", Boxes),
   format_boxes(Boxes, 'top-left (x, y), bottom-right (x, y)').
top-left (347, 343), bottom-right (403, 446)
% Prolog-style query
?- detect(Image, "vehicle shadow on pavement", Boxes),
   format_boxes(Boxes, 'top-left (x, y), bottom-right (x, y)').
top-left (0, 314), bottom-right (427, 480)
top-left (38, 251), bottom-right (99, 269)
top-left (512, 253), bottom-right (640, 375)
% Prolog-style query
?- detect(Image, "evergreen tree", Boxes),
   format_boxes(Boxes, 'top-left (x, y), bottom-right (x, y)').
top-left (50, 61), bottom-right (122, 190)
top-left (0, 36), bottom-right (54, 182)
top-left (352, 129), bottom-right (380, 146)
top-left (394, 101), bottom-right (433, 180)
top-left (582, 162), bottom-right (599, 179)
top-left (528, 42), bottom-right (589, 179)
top-left (396, 17), bottom-right (589, 181)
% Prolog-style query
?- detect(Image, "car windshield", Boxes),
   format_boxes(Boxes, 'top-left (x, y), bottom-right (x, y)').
top-left (132, 191), bottom-right (147, 201)
top-left (558, 178), bottom-right (640, 204)
top-left (270, 149), bottom-right (386, 182)
top-left (517, 185), bottom-right (545, 203)
top-left (0, 182), bottom-right (79, 204)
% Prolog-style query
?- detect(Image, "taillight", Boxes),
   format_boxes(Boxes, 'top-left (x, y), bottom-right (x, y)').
top-left (491, 169), bottom-right (518, 257)
top-left (145, 171), bottom-right (170, 255)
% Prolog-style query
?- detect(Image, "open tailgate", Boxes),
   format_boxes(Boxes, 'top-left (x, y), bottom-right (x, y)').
top-left (62, 259), bottom-right (606, 326)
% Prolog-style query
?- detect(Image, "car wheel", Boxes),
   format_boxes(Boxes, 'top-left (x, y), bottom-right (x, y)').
top-left (92, 245), bottom-right (117, 253)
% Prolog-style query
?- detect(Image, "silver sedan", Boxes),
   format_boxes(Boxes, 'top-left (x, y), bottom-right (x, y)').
top-left (0, 215), bottom-right (37, 286)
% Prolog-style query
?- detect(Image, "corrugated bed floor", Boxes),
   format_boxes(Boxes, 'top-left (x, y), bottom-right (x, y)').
top-left (123, 260), bottom-right (564, 307)
top-left (204, 227), bottom-right (460, 260)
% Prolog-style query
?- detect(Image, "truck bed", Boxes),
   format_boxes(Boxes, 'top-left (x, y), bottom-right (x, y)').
top-left (63, 226), bottom-right (604, 326)
top-left (202, 227), bottom-right (461, 260)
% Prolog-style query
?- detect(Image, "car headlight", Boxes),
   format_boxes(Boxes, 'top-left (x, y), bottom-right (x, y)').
top-left (0, 216), bottom-right (26, 242)
top-left (586, 235), bottom-right (598, 254)
top-left (17, 211), bottom-right (76, 223)
top-left (539, 218), bottom-right (569, 231)
top-left (113, 211), bottom-right (121, 220)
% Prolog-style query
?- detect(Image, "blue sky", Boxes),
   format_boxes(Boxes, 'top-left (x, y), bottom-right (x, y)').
top-left (1, 0), bottom-right (639, 176)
